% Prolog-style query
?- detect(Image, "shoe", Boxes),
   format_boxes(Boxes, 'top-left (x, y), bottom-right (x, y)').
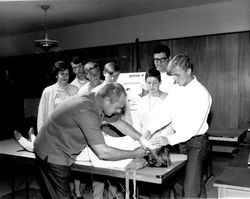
top-left (14, 130), bottom-right (34, 152)
top-left (14, 130), bottom-right (22, 141)
top-left (28, 127), bottom-right (35, 142)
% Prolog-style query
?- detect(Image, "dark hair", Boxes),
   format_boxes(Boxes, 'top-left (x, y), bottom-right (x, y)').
top-left (51, 61), bottom-right (71, 76)
top-left (98, 82), bottom-right (126, 103)
top-left (104, 62), bottom-right (120, 73)
top-left (152, 44), bottom-right (170, 58)
top-left (84, 61), bottom-right (99, 74)
top-left (144, 146), bottom-right (171, 167)
top-left (168, 54), bottom-right (193, 74)
top-left (71, 56), bottom-right (82, 65)
top-left (145, 68), bottom-right (161, 82)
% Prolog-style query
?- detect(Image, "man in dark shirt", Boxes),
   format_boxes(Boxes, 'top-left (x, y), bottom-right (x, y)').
top-left (34, 82), bottom-right (146, 199)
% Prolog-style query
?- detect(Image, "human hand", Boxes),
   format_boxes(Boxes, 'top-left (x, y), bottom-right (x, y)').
top-left (140, 137), bottom-right (160, 150)
top-left (125, 158), bottom-right (147, 170)
top-left (133, 147), bottom-right (146, 159)
top-left (150, 136), bottom-right (169, 147)
top-left (139, 130), bottom-right (152, 148)
top-left (142, 130), bottom-right (151, 140)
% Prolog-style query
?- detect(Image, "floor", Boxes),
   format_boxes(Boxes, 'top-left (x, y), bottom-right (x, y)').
top-left (0, 154), bottom-right (233, 199)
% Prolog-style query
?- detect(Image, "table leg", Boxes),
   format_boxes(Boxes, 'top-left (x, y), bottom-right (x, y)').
top-left (25, 175), bottom-right (29, 199)
top-left (11, 174), bottom-right (15, 199)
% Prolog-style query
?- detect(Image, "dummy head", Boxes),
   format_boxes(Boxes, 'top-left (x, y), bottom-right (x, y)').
top-left (144, 146), bottom-right (171, 167)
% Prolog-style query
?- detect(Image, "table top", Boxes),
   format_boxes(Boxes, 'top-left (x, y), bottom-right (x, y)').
top-left (214, 142), bottom-right (250, 189)
top-left (208, 128), bottom-right (247, 142)
top-left (0, 138), bottom-right (35, 158)
top-left (229, 144), bottom-right (250, 167)
top-left (0, 139), bottom-right (187, 184)
top-left (214, 166), bottom-right (250, 190)
top-left (208, 128), bottom-right (246, 137)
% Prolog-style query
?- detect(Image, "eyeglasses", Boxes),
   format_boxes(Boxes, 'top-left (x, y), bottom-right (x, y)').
top-left (153, 57), bottom-right (168, 64)
top-left (87, 65), bottom-right (98, 71)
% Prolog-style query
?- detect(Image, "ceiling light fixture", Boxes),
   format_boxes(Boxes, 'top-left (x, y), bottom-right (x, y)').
top-left (34, 5), bottom-right (59, 51)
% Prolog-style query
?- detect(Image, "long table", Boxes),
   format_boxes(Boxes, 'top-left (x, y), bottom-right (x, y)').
top-left (213, 144), bottom-right (250, 198)
top-left (208, 128), bottom-right (247, 154)
top-left (206, 128), bottom-right (247, 179)
top-left (0, 139), bottom-right (187, 198)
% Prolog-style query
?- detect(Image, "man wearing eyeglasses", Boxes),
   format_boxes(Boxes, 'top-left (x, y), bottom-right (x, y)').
top-left (153, 44), bottom-right (174, 93)
top-left (78, 62), bottom-right (103, 95)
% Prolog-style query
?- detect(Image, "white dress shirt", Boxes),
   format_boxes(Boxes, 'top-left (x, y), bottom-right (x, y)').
top-left (78, 80), bottom-right (103, 95)
top-left (70, 77), bottom-right (88, 89)
top-left (159, 72), bottom-right (174, 93)
top-left (148, 77), bottom-right (212, 145)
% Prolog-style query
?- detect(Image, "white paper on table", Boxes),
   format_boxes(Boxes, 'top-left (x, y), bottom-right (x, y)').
top-left (76, 135), bottom-right (140, 168)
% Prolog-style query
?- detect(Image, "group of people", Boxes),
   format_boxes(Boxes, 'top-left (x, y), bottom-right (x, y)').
top-left (14, 44), bottom-right (212, 199)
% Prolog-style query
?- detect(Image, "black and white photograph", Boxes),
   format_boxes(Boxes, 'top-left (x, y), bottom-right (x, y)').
top-left (0, 0), bottom-right (250, 199)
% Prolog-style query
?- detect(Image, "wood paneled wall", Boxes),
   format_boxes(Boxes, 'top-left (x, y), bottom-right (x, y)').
top-left (1, 31), bottom-right (249, 135)
top-left (136, 32), bottom-right (250, 128)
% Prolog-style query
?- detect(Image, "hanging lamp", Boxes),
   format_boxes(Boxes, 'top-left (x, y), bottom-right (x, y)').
top-left (34, 5), bottom-right (59, 51)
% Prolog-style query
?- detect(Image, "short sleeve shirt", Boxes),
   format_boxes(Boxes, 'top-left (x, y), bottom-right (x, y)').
top-left (34, 93), bottom-right (118, 166)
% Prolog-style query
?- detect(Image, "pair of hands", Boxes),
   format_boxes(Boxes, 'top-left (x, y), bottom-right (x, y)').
top-left (140, 130), bottom-right (169, 150)
top-left (134, 130), bottom-right (169, 159)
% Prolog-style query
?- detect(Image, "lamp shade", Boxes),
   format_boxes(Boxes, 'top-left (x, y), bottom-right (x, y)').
top-left (34, 5), bottom-right (59, 51)
top-left (34, 33), bottom-right (59, 51)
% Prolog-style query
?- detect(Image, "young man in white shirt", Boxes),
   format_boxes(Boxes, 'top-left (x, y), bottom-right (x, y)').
top-left (70, 56), bottom-right (89, 89)
top-left (148, 54), bottom-right (212, 198)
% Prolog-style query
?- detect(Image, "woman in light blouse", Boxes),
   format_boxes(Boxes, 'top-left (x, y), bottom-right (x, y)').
top-left (14, 61), bottom-right (78, 150)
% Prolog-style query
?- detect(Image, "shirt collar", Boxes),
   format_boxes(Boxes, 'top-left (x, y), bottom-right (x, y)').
top-left (185, 76), bottom-right (197, 88)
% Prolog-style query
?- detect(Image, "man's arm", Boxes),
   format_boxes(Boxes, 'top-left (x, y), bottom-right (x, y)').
top-left (110, 118), bottom-right (142, 141)
top-left (90, 144), bottom-right (145, 161)
top-left (109, 119), bottom-right (157, 149)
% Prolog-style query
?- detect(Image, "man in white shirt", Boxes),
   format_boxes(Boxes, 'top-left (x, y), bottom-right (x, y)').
top-left (148, 54), bottom-right (212, 198)
top-left (70, 56), bottom-right (89, 89)
top-left (152, 44), bottom-right (174, 93)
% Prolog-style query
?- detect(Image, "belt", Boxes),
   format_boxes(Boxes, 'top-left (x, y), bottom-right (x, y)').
top-left (195, 133), bottom-right (207, 138)
top-left (190, 133), bottom-right (208, 141)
